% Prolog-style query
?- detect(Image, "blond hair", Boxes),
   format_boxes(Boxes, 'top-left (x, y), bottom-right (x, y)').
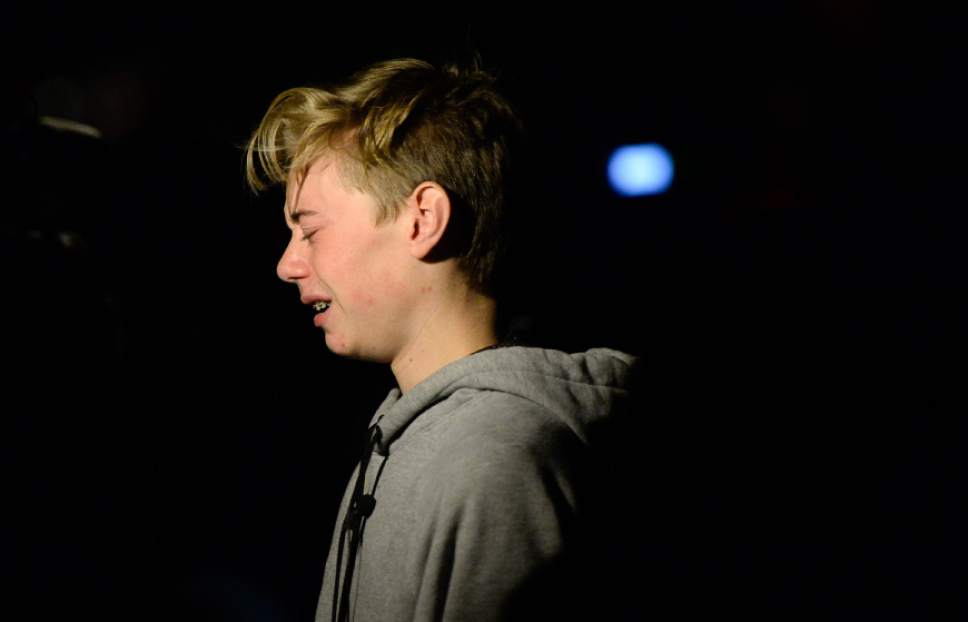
top-left (244, 57), bottom-right (523, 297)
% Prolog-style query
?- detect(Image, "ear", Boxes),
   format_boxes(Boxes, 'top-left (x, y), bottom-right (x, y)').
top-left (404, 182), bottom-right (451, 260)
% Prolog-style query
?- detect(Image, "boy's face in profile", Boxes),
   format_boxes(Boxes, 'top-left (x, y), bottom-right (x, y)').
top-left (277, 155), bottom-right (416, 363)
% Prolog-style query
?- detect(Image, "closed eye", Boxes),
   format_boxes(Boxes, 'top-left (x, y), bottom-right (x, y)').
top-left (301, 230), bottom-right (316, 242)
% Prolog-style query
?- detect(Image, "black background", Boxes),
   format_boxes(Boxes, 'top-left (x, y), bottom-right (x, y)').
top-left (3, 3), bottom-right (965, 620)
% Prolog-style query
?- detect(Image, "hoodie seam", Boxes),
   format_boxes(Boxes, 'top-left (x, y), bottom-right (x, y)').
top-left (415, 389), bottom-right (576, 454)
top-left (440, 369), bottom-right (630, 394)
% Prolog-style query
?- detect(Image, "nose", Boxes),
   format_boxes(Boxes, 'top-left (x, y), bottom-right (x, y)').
top-left (276, 234), bottom-right (310, 283)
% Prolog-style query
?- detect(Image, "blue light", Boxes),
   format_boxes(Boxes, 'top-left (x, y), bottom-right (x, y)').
top-left (607, 143), bottom-right (674, 196)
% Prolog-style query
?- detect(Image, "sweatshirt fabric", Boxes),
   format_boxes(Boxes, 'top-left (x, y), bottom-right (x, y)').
top-left (314, 345), bottom-right (639, 622)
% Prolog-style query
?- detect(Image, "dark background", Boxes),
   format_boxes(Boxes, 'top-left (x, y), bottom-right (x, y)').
top-left (3, 3), bottom-right (965, 620)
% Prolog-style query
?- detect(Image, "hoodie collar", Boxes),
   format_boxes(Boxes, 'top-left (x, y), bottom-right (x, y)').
top-left (369, 345), bottom-right (638, 455)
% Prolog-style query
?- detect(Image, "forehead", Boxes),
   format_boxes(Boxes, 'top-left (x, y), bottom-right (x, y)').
top-left (285, 157), bottom-right (340, 225)
top-left (285, 155), bottom-right (381, 227)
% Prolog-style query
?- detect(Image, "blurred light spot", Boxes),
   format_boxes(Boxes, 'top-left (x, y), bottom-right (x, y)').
top-left (607, 143), bottom-right (674, 196)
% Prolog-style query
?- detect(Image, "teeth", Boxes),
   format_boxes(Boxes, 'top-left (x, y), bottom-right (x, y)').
top-left (313, 301), bottom-right (330, 312)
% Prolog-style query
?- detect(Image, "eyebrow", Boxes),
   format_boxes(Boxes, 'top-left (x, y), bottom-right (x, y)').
top-left (288, 208), bottom-right (318, 224)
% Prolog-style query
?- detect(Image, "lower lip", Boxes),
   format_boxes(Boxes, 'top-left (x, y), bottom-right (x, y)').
top-left (313, 308), bottom-right (330, 327)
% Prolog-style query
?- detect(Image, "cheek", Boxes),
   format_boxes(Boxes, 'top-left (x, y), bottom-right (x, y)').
top-left (332, 226), bottom-right (407, 311)
top-left (344, 267), bottom-right (402, 313)
top-left (330, 254), bottom-right (390, 310)
top-left (373, 259), bottom-right (412, 306)
top-left (363, 234), bottom-right (409, 305)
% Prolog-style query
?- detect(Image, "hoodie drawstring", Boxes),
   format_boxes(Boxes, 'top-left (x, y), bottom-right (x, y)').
top-left (332, 424), bottom-right (382, 622)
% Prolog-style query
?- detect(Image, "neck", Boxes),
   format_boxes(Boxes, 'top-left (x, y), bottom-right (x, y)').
top-left (391, 285), bottom-right (498, 394)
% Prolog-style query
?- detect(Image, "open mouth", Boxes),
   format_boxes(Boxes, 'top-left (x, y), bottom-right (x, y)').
top-left (312, 301), bottom-right (331, 313)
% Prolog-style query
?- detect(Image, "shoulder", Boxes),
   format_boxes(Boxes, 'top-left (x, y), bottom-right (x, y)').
top-left (435, 388), bottom-right (579, 461)
top-left (413, 390), bottom-right (584, 508)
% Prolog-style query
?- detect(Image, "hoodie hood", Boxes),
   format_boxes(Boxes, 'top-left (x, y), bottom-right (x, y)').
top-left (369, 346), bottom-right (639, 455)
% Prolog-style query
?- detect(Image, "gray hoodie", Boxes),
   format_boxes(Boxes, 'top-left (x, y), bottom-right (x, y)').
top-left (315, 345), bottom-right (639, 622)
